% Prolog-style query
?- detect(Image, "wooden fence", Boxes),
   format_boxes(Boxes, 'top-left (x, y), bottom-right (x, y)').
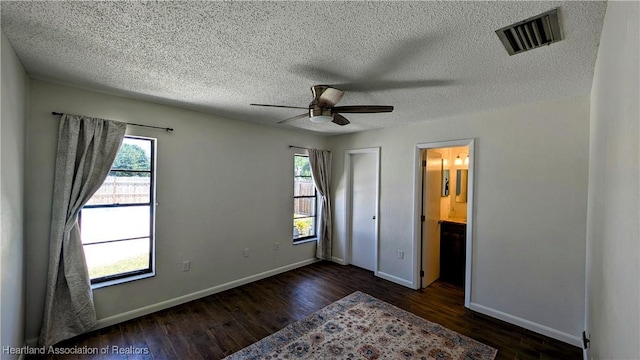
top-left (294, 179), bottom-right (315, 216)
top-left (87, 177), bottom-right (317, 211)
top-left (87, 176), bottom-right (150, 205)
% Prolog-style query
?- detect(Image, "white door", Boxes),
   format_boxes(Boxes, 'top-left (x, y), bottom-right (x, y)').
top-left (350, 152), bottom-right (377, 271)
top-left (422, 150), bottom-right (441, 287)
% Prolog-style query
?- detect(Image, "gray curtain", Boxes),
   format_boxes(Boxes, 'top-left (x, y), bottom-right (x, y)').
top-left (39, 114), bottom-right (126, 346)
top-left (308, 149), bottom-right (332, 260)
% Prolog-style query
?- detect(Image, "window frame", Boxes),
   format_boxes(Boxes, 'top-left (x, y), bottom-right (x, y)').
top-left (79, 135), bottom-right (156, 287)
top-left (293, 154), bottom-right (318, 243)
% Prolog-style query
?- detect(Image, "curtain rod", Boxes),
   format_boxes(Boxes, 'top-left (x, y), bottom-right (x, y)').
top-left (52, 112), bottom-right (174, 132)
top-left (289, 145), bottom-right (309, 150)
top-left (289, 145), bottom-right (330, 152)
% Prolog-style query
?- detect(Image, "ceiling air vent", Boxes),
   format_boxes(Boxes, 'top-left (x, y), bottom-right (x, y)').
top-left (496, 8), bottom-right (562, 56)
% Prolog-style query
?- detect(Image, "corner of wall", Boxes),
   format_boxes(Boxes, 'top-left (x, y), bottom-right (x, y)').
top-left (1, 30), bottom-right (29, 360)
top-left (585, 1), bottom-right (640, 358)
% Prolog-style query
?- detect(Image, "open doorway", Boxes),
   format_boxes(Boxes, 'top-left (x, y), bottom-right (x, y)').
top-left (414, 139), bottom-right (474, 308)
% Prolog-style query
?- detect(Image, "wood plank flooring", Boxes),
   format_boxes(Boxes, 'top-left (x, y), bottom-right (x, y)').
top-left (31, 261), bottom-right (582, 359)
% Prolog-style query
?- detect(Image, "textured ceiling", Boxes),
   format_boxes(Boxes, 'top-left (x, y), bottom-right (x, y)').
top-left (1, 1), bottom-right (607, 135)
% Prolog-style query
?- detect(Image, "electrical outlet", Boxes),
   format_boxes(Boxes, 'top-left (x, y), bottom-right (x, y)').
top-left (397, 250), bottom-right (404, 259)
top-left (182, 261), bottom-right (190, 272)
top-left (274, 242), bottom-right (280, 251)
top-left (243, 248), bottom-right (250, 258)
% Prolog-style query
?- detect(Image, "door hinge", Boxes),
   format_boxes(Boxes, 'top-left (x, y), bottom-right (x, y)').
top-left (420, 270), bottom-right (425, 277)
top-left (421, 215), bottom-right (426, 222)
top-left (421, 160), bottom-right (426, 167)
top-left (582, 331), bottom-right (590, 349)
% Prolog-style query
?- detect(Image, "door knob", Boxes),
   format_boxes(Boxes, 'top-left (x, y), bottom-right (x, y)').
top-left (372, 216), bottom-right (376, 220)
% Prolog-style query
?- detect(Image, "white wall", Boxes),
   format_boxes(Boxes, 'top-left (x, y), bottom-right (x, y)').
top-left (1, 31), bottom-right (28, 357)
top-left (24, 80), bottom-right (326, 341)
top-left (586, 1), bottom-right (640, 358)
top-left (330, 96), bottom-right (590, 345)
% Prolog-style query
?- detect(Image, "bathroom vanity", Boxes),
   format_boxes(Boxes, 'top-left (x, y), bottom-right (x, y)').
top-left (439, 219), bottom-right (466, 287)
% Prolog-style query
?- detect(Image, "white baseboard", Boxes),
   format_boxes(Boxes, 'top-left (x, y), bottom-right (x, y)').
top-left (23, 258), bottom-right (319, 347)
top-left (469, 302), bottom-right (582, 348)
top-left (331, 256), bottom-right (347, 265)
top-left (376, 271), bottom-right (414, 288)
top-left (95, 258), bottom-right (318, 330)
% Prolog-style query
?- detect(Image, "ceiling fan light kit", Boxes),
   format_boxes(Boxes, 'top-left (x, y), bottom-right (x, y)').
top-left (309, 104), bottom-right (333, 123)
top-left (251, 85), bottom-right (393, 127)
top-left (309, 115), bottom-right (333, 124)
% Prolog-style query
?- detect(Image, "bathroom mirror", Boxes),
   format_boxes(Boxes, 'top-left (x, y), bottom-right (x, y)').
top-left (455, 169), bottom-right (468, 203)
top-left (441, 161), bottom-right (449, 197)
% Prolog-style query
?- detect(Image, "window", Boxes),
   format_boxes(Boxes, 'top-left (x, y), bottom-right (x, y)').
top-left (80, 136), bottom-right (156, 286)
top-left (293, 154), bottom-right (316, 242)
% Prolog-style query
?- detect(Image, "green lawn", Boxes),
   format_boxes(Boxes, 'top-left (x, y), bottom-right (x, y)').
top-left (88, 254), bottom-right (148, 279)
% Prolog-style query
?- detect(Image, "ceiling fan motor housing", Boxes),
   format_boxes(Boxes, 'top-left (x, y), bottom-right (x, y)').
top-left (309, 85), bottom-right (340, 123)
top-left (309, 104), bottom-right (333, 123)
top-left (309, 104), bottom-right (332, 116)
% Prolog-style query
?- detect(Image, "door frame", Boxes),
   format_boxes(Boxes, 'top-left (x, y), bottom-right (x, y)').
top-left (413, 139), bottom-right (475, 308)
top-left (344, 147), bottom-right (381, 275)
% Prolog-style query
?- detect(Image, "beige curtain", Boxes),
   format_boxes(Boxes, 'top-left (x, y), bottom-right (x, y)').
top-left (39, 114), bottom-right (126, 346)
top-left (308, 149), bottom-right (332, 260)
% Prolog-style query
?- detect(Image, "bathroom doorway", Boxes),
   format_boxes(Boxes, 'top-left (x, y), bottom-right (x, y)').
top-left (414, 139), bottom-right (474, 308)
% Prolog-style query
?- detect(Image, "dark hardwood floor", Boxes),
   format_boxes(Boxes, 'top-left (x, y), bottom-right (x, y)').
top-left (32, 261), bottom-right (581, 359)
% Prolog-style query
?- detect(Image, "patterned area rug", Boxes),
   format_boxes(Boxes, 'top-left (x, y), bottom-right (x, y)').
top-left (224, 291), bottom-right (497, 359)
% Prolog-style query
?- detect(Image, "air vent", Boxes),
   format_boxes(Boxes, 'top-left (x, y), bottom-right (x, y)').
top-left (496, 8), bottom-right (562, 56)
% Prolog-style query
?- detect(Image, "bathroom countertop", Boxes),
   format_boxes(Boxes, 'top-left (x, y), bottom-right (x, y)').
top-left (439, 218), bottom-right (467, 224)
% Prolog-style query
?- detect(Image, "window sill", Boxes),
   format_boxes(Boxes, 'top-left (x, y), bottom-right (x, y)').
top-left (293, 238), bottom-right (318, 245)
top-left (91, 272), bottom-right (155, 290)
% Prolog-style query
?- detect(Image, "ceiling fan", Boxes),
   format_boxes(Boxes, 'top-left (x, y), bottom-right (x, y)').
top-left (250, 85), bottom-right (393, 126)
